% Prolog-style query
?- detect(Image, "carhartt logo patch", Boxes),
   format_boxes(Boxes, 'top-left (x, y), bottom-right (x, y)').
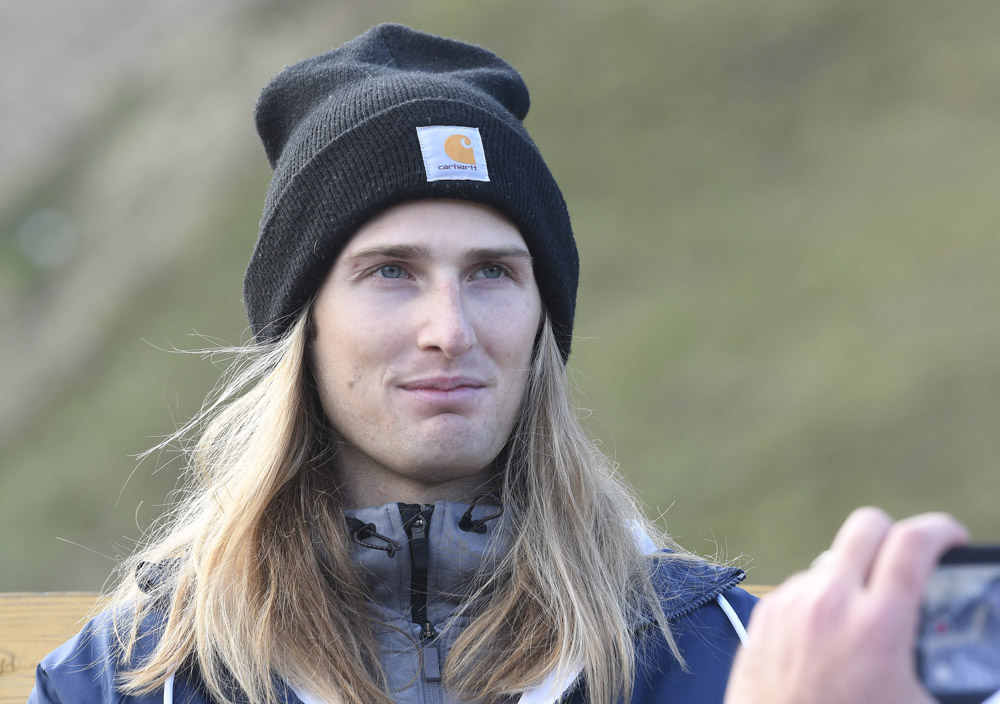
top-left (416, 126), bottom-right (489, 182)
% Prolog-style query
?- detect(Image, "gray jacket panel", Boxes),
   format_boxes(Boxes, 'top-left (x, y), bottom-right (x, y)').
top-left (344, 500), bottom-right (510, 704)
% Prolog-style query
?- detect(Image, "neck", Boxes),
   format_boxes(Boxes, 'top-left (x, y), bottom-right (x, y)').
top-left (332, 446), bottom-right (498, 508)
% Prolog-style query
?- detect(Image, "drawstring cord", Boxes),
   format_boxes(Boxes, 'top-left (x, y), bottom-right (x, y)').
top-left (341, 495), bottom-right (504, 556)
top-left (346, 516), bottom-right (402, 557)
top-left (458, 493), bottom-right (504, 534)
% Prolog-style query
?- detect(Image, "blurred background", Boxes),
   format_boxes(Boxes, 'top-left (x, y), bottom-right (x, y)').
top-left (2, 0), bottom-right (998, 591)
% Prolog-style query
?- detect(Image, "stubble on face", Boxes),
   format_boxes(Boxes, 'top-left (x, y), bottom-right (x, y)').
top-left (309, 199), bottom-right (542, 507)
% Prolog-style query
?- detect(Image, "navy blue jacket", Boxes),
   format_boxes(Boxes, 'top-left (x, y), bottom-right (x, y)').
top-left (29, 568), bottom-right (753, 704)
top-left (30, 503), bottom-right (755, 704)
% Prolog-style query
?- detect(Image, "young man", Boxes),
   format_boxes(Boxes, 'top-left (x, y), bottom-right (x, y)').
top-left (30, 24), bottom-right (754, 704)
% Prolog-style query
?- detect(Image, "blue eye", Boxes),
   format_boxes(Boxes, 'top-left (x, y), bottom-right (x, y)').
top-left (377, 264), bottom-right (404, 279)
top-left (480, 264), bottom-right (504, 279)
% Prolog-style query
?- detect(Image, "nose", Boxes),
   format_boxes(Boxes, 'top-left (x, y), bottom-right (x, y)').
top-left (417, 279), bottom-right (476, 359)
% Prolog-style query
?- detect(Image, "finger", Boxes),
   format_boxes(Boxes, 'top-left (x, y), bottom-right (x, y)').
top-left (867, 512), bottom-right (969, 614)
top-left (825, 507), bottom-right (894, 584)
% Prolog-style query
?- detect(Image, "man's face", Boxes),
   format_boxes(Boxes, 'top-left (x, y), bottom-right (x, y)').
top-left (311, 199), bottom-right (542, 506)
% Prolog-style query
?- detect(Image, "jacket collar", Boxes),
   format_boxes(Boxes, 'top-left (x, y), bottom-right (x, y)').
top-left (650, 554), bottom-right (746, 622)
top-left (343, 499), bottom-right (510, 625)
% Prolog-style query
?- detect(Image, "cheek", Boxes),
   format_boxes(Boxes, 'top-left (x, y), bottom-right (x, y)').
top-left (483, 298), bottom-right (541, 367)
top-left (311, 316), bottom-right (363, 398)
top-left (312, 306), bottom-right (404, 396)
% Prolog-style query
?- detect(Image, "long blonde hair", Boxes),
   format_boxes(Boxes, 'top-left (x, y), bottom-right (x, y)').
top-left (108, 309), bottom-right (686, 704)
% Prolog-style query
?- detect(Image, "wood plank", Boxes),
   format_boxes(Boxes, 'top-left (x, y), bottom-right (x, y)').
top-left (0, 587), bottom-right (774, 702)
top-left (0, 593), bottom-right (99, 704)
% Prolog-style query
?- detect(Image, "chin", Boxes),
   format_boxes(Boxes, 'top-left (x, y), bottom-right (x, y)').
top-left (410, 419), bottom-right (507, 460)
top-left (406, 450), bottom-right (496, 480)
top-left (393, 436), bottom-right (501, 481)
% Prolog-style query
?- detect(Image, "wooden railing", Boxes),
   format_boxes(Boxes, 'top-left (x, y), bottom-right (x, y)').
top-left (0, 588), bottom-right (774, 703)
top-left (1, 593), bottom-right (100, 704)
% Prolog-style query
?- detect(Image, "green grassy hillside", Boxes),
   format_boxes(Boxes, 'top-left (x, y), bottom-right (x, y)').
top-left (2, 0), bottom-right (999, 590)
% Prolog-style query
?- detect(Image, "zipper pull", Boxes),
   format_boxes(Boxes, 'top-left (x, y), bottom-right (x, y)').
top-left (422, 639), bottom-right (442, 682)
top-left (421, 619), bottom-right (441, 681)
top-left (412, 515), bottom-right (426, 540)
top-left (410, 515), bottom-right (429, 572)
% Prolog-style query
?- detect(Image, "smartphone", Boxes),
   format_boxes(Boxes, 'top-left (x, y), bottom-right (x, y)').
top-left (917, 545), bottom-right (1000, 704)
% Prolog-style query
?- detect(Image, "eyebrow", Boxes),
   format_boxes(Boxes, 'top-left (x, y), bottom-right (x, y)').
top-left (465, 246), bottom-right (533, 263)
top-left (344, 243), bottom-right (431, 264)
top-left (343, 243), bottom-right (533, 266)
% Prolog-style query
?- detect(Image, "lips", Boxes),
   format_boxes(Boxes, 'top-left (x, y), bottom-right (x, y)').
top-left (399, 376), bottom-right (487, 392)
top-left (397, 376), bottom-right (489, 409)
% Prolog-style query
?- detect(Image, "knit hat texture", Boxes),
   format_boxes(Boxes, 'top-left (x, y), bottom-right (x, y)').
top-left (244, 23), bottom-right (578, 360)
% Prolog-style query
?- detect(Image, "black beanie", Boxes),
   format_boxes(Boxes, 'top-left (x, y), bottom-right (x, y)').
top-left (243, 23), bottom-right (578, 360)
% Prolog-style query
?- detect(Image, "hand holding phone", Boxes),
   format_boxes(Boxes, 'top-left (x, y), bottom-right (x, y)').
top-left (725, 508), bottom-right (968, 704)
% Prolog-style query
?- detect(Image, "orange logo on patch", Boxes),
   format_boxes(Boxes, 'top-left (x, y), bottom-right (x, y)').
top-left (444, 134), bottom-right (477, 165)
